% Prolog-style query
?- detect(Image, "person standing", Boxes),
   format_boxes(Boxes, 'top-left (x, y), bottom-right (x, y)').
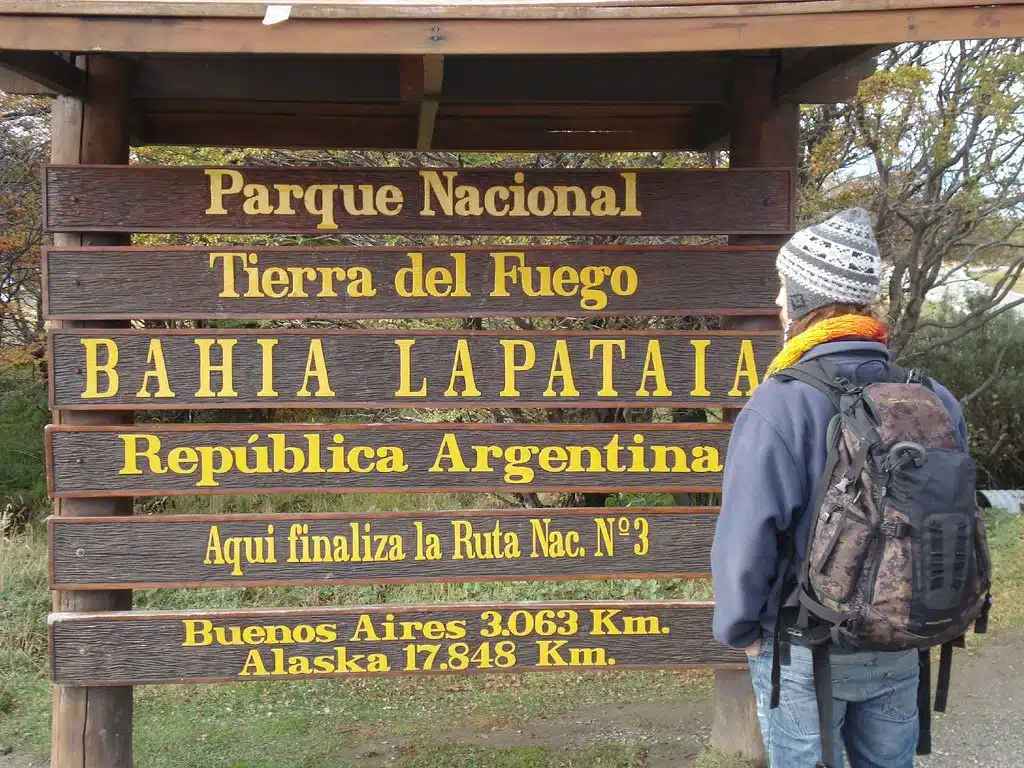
top-left (710, 208), bottom-right (972, 767)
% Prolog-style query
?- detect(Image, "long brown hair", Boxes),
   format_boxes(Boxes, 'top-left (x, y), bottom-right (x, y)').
top-left (787, 303), bottom-right (888, 339)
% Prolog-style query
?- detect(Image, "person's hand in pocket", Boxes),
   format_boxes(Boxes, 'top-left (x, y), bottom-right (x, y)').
top-left (744, 636), bottom-right (763, 658)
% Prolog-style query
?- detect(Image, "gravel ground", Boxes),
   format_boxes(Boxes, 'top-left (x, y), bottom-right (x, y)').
top-left (917, 627), bottom-right (1024, 768)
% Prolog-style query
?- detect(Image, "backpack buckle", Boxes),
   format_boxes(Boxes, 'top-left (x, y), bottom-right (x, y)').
top-left (881, 519), bottom-right (909, 537)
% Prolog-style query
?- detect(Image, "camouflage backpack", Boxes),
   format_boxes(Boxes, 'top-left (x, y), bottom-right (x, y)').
top-left (770, 357), bottom-right (992, 768)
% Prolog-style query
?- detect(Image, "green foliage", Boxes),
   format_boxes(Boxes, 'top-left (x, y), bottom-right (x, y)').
top-left (911, 302), bottom-right (1024, 488)
top-left (0, 363), bottom-right (49, 523)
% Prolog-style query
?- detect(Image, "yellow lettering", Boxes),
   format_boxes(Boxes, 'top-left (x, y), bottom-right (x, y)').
top-left (690, 340), bottom-right (711, 397)
top-left (728, 340), bottom-right (760, 397)
top-left (444, 340), bottom-right (481, 397)
top-left (135, 339), bottom-right (175, 399)
top-left (205, 169), bottom-right (243, 215)
top-left (420, 170), bottom-right (457, 216)
top-left (119, 434), bottom-right (166, 476)
top-left (304, 184), bottom-right (339, 230)
top-left (182, 619), bottom-right (214, 647)
top-left (195, 339), bottom-right (237, 397)
top-left (589, 340), bottom-right (625, 397)
top-left (296, 339), bottom-right (335, 397)
top-left (543, 340), bottom-right (580, 397)
top-left (210, 251), bottom-right (243, 297)
top-left (500, 340), bottom-right (535, 397)
top-left (429, 433), bottom-right (470, 473)
top-left (80, 338), bottom-right (119, 398)
top-left (256, 339), bottom-right (278, 397)
top-left (242, 183), bottom-right (273, 215)
top-left (635, 340), bottom-right (672, 397)
top-left (394, 339), bottom-right (427, 397)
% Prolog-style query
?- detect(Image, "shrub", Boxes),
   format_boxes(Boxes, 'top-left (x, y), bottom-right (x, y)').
top-left (906, 303), bottom-right (1024, 489)
top-left (0, 363), bottom-right (49, 528)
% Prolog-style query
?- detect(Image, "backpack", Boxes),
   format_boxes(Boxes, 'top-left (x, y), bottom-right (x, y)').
top-left (769, 357), bottom-right (993, 768)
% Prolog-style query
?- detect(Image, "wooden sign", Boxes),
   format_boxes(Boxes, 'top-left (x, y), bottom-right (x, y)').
top-left (49, 329), bottom-right (778, 410)
top-left (49, 601), bottom-right (744, 686)
top-left (41, 245), bottom-right (780, 320)
top-left (46, 423), bottom-right (731, 497)
top-left (42, 165), bottom-right (794, 235)
top-left (49, 507), bottom-right (717, 589)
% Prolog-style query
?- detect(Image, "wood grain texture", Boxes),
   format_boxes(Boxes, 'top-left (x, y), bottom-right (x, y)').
top-left (45, 53), bottom-right (135, 768)
top-left (1, 8), bottom-right (1021, 55)
top-left (49, 601), bottom-right (745, 686)
top-left (48, 329), bottom-right (779, 409)
top-left (708, 55), bottom-right (796, 768)
top-left (45, 422), bottom-right (732, 497)
top-left (49, 507), bottom-right (718, 588)
top-left (139, 111), bottom-right (712, 152)
top-left (42, 165), bottom-right (794, 235)
top-left (0, 51), bottom-right (85, 96)
top-left (4, 0), bottom-right (1018, 20)
top-left (42, 245), bottom-right (779, 320)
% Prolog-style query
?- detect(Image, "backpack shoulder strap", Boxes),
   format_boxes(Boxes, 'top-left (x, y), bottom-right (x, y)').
top-left (889, 364), bottom-right (936, 391)
top-left (772, 358), bottom-right (849, 411)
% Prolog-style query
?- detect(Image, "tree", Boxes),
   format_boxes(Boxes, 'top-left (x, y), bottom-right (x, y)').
top-left (0, 92), bottom-right (50, 361)
top-left (800, 40), bottom-right (1024, 362)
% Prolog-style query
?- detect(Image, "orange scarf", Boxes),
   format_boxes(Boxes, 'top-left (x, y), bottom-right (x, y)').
top-left (766, 315), bottom-right (888, 378)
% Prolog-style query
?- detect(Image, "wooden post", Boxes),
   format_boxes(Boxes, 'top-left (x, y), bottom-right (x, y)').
top-left (711, 54), bottom-right (799, 767)
top-left (49, 54), bottom-right (134, 768)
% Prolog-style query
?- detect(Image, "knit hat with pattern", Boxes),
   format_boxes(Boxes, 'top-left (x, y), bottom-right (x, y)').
top-left (776, 207), bottom-right (882, 322)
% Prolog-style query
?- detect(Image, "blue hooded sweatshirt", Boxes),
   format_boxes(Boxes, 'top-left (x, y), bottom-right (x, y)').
top-left (710, 339), bottom-right (968, 650)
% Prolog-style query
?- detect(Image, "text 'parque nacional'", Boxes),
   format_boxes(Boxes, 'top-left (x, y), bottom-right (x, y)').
top-left (50, 330), bottom-right (778, 409)
top-left (43, 166), bottom-right (795, 234)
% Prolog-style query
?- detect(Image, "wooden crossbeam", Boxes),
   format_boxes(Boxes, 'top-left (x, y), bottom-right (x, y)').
top-left (0, 51), bottom-right (85, 96)
top-left (416, 54), bottom-right (444, 150)
top-left (776, 44), bottom-right (887, 102)
top-left (0, 8), bottom-right (1020, 55)
top-left (694, 46), bottom-right (883, 151)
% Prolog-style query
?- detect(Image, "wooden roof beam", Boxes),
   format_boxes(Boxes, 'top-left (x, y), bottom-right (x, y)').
top-left (136, 110), bottom-right (710, 151)
top-left (0, 8), bottom-right (1021, 55)
top-left (696, 47), bottom-right (884, 151)
top-left (124, 52), bottom-right (734, 105)
top-left (0, 51), bottom-right (85, 96)
top-left (419, 55), bottom-right (444, 150)
top-left (0, 65), bottom-right (55, 94)
top-left (776, 45), bottom-right (887, 103)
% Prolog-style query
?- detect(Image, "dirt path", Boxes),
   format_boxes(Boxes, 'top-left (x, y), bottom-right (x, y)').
top-left (3, 628), bottom-right (1022, 767)
top-left (916, 627), bottom-right (1024, 768)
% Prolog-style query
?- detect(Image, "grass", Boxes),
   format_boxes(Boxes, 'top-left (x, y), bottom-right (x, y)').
top-left (1, 505), bottom-right (1020, 767)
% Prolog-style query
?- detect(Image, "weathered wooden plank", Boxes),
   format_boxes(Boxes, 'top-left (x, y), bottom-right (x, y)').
top-left (1, 7), bottom-right (1020, 56)
top-left (129, 52), bottom-right (732, 104)
top-left (42, 165), bottom-right (794, 235)
top-left (42, 245), bottom-right (779, 320)
top-left (45, 52), bottom-right (135, 768)
top-left (49, 601), bottom-right (745, 686)
top-left (138, 111), bottom-right (705, 151)
top-left (3, 0), bottom-right (1017, 20)
top-left (0, 51), bottom-right (85, 96)
top-left (131, 53), bottom-right (399, 101)
top-left (46, 422), bottom-right (731, 497)
top-left (48, 329), bottom-right (778, 410)
top-left (49, 507), bottom-right (718, 589)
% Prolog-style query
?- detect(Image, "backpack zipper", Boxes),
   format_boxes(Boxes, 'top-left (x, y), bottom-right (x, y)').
top-left (866, 482), bottom-right (888, 605)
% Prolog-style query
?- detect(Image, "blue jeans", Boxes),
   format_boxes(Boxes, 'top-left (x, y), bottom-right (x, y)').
top-left (747, 631), bottom-right (920, 767)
